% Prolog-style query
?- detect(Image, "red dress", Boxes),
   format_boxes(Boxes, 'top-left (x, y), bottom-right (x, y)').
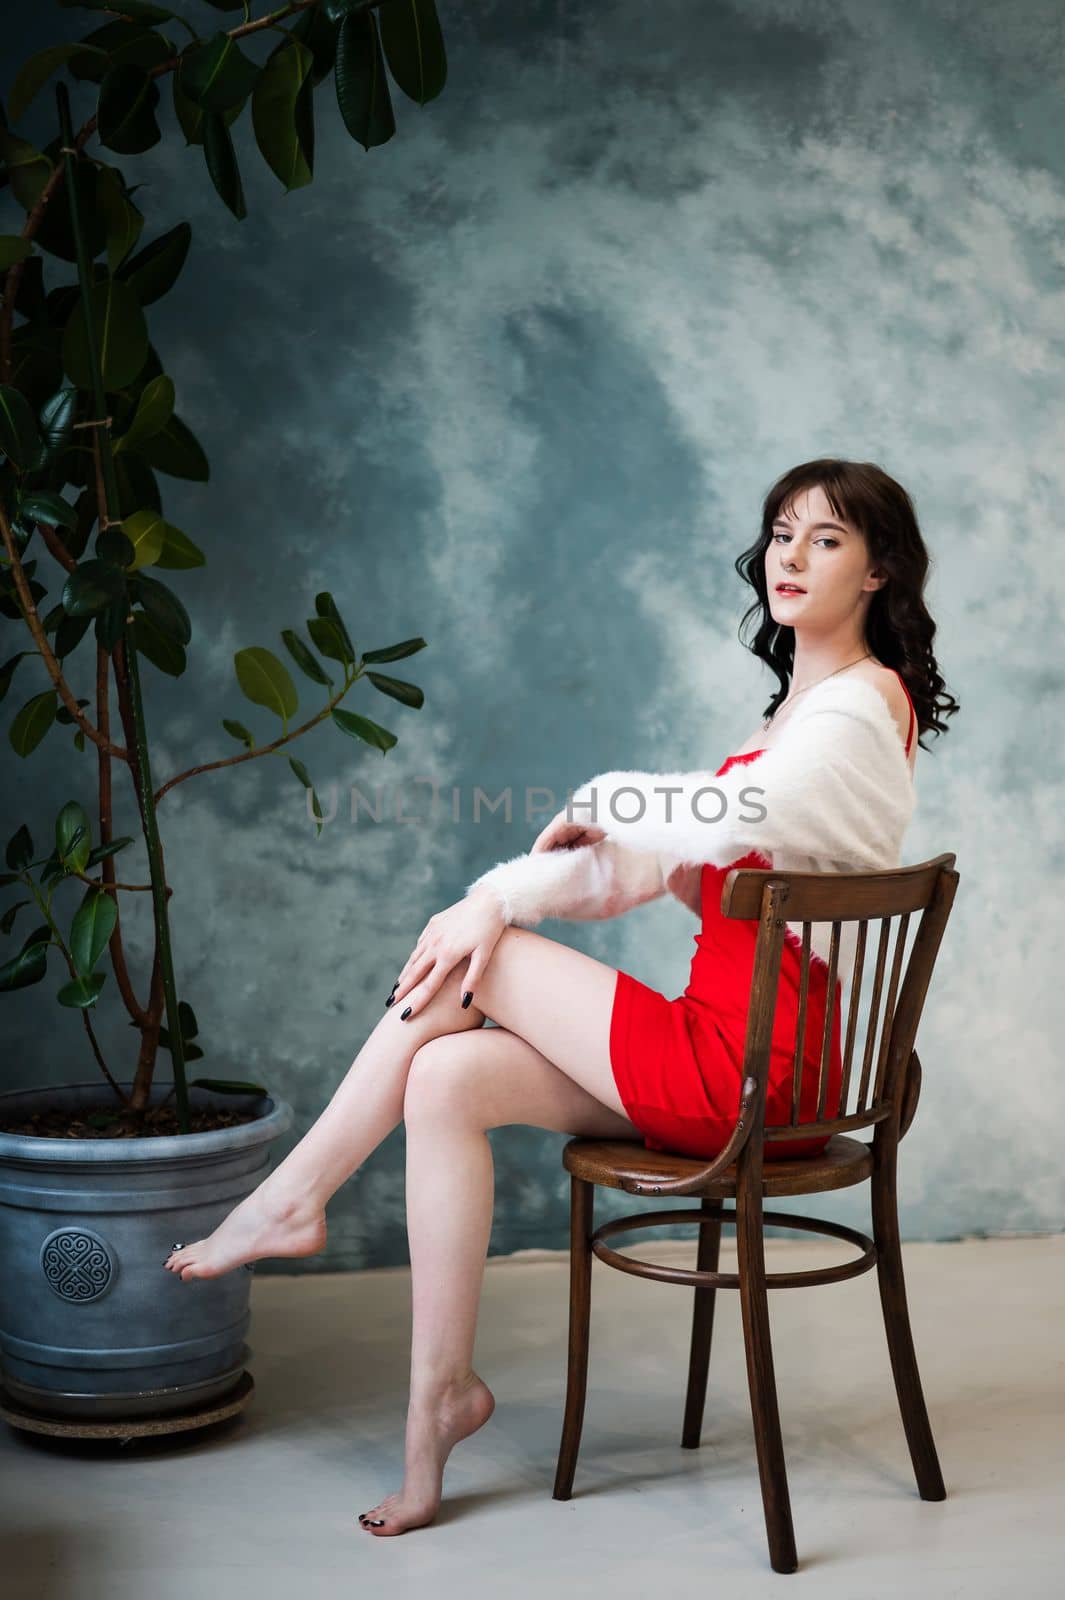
top-left (608, 671), bottom-right (917, 1162)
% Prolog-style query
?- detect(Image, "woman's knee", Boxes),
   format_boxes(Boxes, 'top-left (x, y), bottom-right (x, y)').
top-left (403, 1033), bottom-right (484, 1123)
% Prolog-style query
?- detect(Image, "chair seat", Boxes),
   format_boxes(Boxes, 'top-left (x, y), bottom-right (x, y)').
top-left (561, 1132), bottom-right (873, 1197)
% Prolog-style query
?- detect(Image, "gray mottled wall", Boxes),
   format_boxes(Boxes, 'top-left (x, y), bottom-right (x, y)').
top-left (2, 1), bottom-right (1062, 1271)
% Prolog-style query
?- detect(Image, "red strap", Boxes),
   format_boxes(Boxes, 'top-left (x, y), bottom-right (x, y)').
top-left (892, 667), bottom-right (916, 756)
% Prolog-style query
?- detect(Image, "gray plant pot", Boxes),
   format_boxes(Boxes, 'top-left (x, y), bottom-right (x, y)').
top-left (0, 1079), bottom-right (293, 1422)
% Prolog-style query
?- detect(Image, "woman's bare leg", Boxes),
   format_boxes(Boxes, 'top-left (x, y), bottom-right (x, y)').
top-left (357, 1021), bottom-right (639, 1536)
top-left (161, 964), bottom-right (492, 1280)
top-left (164, 927), bottom-right (636, 1281)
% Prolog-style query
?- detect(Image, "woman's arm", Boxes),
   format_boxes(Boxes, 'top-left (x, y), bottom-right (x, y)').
top-left (568, 693), bottom-right (915, 870)
top-left (464, 836), bottom-right (678, 926)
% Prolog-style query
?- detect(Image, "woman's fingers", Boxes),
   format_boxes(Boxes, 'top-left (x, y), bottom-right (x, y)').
top-left (393, 955), bottom-right (448, 1018)
top-left (392, 947), bottom-right (436, 1004)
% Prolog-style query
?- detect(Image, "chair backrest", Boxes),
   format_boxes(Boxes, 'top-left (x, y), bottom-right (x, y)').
top-left (720, 854), bottom-right (959, 1148)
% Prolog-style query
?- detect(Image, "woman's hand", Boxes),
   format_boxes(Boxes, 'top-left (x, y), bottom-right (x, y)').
top-left (530, 807), bottom-right (606, 854)
top-left (389, 888), bottom-right (506, 1019)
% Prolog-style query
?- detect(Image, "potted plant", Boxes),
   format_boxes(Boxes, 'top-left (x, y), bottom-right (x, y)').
top-left (0, 0), bottom-right (445, 1423)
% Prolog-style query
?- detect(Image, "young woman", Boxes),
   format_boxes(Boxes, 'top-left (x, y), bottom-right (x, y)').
top-left (163, 458), bottom-right (958, 1538)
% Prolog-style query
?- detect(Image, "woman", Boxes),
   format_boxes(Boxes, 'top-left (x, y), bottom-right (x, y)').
top-left (162, 458), bottom-right (958, 1537)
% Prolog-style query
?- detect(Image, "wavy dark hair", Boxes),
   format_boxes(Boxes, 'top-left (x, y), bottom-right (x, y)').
top-left (734, 457), bottom-right (959, 747)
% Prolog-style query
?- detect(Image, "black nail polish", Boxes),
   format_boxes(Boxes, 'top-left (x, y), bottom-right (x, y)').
top-left (389, 979), bottom-right (398, 993)
top-left (401, 1006), bottom-right (412, 1020)
top-left (462, 991), bottom-right (473, 1009)
top-left (385, 994), bottom-right (395, 1007)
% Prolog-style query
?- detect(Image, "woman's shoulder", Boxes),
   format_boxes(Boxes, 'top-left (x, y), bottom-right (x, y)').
top-left (819, 661), bottom-right (914, 765)
top-left (786, 665), bottom-right (915, 772)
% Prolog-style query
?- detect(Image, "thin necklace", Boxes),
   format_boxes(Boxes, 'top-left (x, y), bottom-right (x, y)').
top-left (762, 651), bottom-right (873, 732)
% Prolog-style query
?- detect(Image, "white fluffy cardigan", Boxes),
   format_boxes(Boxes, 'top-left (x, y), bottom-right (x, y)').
top-left (464, 674), bottom-right (917, 971)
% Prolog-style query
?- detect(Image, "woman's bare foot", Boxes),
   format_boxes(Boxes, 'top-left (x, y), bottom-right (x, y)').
top-left (358, 1371), bottom-right (496, 1536)
top-left (161, 1188), bottom-right (327, 1281)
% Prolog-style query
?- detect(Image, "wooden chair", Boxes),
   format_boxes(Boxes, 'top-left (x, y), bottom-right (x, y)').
top-left (552, 852), bottom-right (959, 1574)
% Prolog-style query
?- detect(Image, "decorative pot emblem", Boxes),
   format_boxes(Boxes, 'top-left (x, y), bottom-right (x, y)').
top-left (40, 1228), bottom-right (115, 1303)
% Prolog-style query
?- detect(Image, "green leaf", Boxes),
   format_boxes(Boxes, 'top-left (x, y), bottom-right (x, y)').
top-left (0, 236), bottom-right (33, 269)
top-left (0, 933), bottom-right (49, 992)
top-left (0, 383), bottom-right (43, 471)
top-left (5, 823), bottom-right (34, 871)
top-left (202, 109), bottom-right (247, 220)
top-left (307, 615), bottom-right (351, 665)
top-left (67, 20), bottom-right (174, 87)
top-left (85, 836), bottom-right (134, 867)
top-left (172, 56), bottom-right (246, 147)
top-left (9, 690), bottom-right (58, 756)
top-left (119, 507), bottom-right (166, 570)
top-left (158, 1030), bottom-right (203, 1061)
top-left (379, 0), bottom-right (447, 106)
top-left (132, 570), bottom-right (191, 643)
top-left (290, 3), bottom-right (340, 84)
top-left (54, 610), bottom-right (93, 659)
top-left (61, 277), bottom-right (149, 392)
top-left (0, 653), bottom-right (32, 704)
top-left (181, 31), bottom-right (261, 112)
top-left (57, 970), bottom-right (108, 1009)
top-left (0, 132), bottom-right (53, 213)
top-left (314, 591), bottom-right (355, 659)
top-left (154, 520), bottom-right (206, 569)
top-left (222, 717), bottom-right (255, 747)
top-left (56, 800), bottom-right (91, 874)
top-left (113, 373), bottom-right (174, 455)
top-left (114, 221), bottom-right (191, 306)
top-left (137, 411), bottom-right (209, 480)
top-left (234, 646), bottom-right (298, 721)
top-left (98, 61), bottom-right (162, 155)
top-left (366, 669), bottom-right (423, 708)
top-left (70, 883), bottom-right (118, 975)
top-left (33, 158), bottom-right (108, 264)
top-left (281, 627), bottom-right (331, 685)
top-left (8, 42), bottom-right (108, 123)
top-left (38, 387), bottom-right (79, 459)
top-left (96, 160), bottom-right (145, 271)
top-left (58, 2), bottom-right (176, 21)
top-left (361, 635), bottom-right (427, 663)
top-left (335, 7), bottom-right (396, 151)
top-left (331, 704), bottom-right (397, 754)
top-left (131, 608), bottom-right (185, 674)
top-left (55, 695), bottom-right (91, 726)
top-left (96, 523), bottom-right (137, 569)
top-left (0, 899), bottom-right (31, 936)
top-left (289, 753), bottom-right (324, 835)
top-left (62, 559), bottom-right (127, 617)
top-left (252, 37), bottom-right (315, 192)
top-left (19, 490), bottom-right (78, 530)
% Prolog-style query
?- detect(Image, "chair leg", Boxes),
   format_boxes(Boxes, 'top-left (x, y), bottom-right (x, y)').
top-left (871, 1140), bottom-right (946, 1501)
top-left (736, 1179), bottom-right (798, 1574)
top-left (681, 1198), bottom-right (723, 1448)
top-left (553, 1174), bottom-right (594, 1500)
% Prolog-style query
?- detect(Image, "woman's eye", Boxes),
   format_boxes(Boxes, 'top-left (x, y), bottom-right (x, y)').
top-left (771, 532), bottom-right (838, 547)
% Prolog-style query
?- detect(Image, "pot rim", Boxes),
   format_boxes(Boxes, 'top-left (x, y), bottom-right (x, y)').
top-left (0, 1079), bottom-right (293, 1163)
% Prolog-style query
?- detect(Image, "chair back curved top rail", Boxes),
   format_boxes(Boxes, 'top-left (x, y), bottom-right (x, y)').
top-left (625, 853), bottom-right (959, 1198)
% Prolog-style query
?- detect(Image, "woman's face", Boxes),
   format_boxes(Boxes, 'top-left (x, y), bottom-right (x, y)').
top-left (764, 483), bottom-right (886, 632)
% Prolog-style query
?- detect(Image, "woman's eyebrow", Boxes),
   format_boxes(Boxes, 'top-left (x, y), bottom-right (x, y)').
top-left (772, 518), bottom-right (849, 533)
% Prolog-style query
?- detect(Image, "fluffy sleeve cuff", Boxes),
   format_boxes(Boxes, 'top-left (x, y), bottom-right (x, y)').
top-left (464, 837), bottom-right (672, 926)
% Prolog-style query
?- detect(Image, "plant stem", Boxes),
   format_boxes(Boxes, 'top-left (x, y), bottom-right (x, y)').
top-left (57, 82), bottom-right (191, 1131)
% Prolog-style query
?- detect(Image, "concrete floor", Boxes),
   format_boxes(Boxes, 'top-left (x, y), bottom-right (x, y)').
top-left (2, 1234), bottom-right (1062, 1599)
